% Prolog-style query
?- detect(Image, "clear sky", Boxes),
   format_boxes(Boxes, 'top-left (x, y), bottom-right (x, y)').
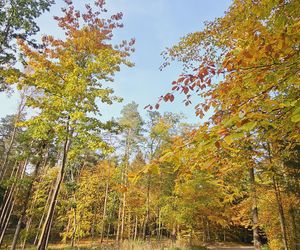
top-left (0, 0), bottom-right (232, 124)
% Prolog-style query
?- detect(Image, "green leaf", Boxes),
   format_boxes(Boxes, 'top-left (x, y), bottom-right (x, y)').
top-left (291, 107), bottom-right (300, 122)
top-left (224, 132), bottom-right (244, 145)
top-left (239, 121), bottom-right (257, 132)
top-left (291, 107), bottom-right (300, 123)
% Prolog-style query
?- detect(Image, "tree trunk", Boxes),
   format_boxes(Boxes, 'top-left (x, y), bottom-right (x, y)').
top-left (37, 121), bottom-right (70, 250)
top-left (289, 207), bottom-right (299, 250)
top-left (11, 216), bottom-right (22, 250)
top-left (0, 200), bottom-right (15, 247)
top-left (127, 210), bottom-right (131, 240)
top-left (0, 158), bottom-right (27, 247)
top-left (34, 185), bottom-right (53, 246)
top-left (134, 215), bottom-right (138, 241)
top-left (0, 125), bottom-right (17, 181)
top-left (11, 145), bottom-right (46, 250)
top-left (106, 222), bottom-right (111, 243)
top-left (120, 192), bottom-right (126, 242)
top-left (143, 173), bottom-right (150, 240)
top-left (116, 199), bottom-right (122, 242)
top-left (0, 95), bottom-right (26, 182)
top-left (157, 209), bottom-right (161, 241)
top-left (249, 167), bottom-right (261, 250)
top-left (21, 216), bottom-right (32, 250)
top-left (0, 161), bottom-right (19, 228)
top-left (100, 169), bottom-right (110, 243)
top-left (206, 220), bottom-right (211, 242)
top-left (171, 224), bottom-right (176, 243)
top-left (70, 206), bottom-right (77, 248)
top-left (273, 176), bottom-right (289, 250)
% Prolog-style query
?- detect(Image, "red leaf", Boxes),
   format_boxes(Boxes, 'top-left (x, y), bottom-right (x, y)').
top-left (183, 87), bottom-right (189, 94)
top-left (178, 77), bottom-right (185, 83)
top-left (163, 94), bottom-right (169, 102)
top-left (184, 78), bottom-right (190, 85)
top-left (170, 94), bottom-right (174, 102)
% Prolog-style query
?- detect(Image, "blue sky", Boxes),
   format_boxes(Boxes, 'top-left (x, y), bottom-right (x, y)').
top-left (0, 0), bottom-right (232, 124)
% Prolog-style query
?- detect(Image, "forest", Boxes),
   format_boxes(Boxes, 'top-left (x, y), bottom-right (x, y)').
top-left (0, 0), bottom-right (299, 249)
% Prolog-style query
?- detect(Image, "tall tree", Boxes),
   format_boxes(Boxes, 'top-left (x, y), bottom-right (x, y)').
top-left (117, 102), bottom-right (143, 241)
top-left (2, 0), bottom-right (134, 248)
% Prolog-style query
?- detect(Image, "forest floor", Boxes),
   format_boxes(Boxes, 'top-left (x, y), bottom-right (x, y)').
top-left (45, 241), bottom-right (254, 250)
top-left (1, 239), bottom-right (254, 250)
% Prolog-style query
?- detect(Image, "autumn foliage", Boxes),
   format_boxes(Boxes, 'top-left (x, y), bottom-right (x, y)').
top-left (0, 0), bottom-right (299, 250)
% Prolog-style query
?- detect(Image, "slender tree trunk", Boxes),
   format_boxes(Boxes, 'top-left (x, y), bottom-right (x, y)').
top-left (0, 158), bottom-right (27, 247)
top-left (289, 207), bottom-right (299, 250)
top-left (134, 215), bottom-right (138, 241)
top-left (206, 220), bottom-right (211, 242)
top-left (266, 143), bottom-right (289, 250)
top-left (21, 216), bottom-right (32, 250)
top-left (120, 192), bottom-right (126, 241)
top-left (23, 166), bottom-right (51, 249)
top-left (0, 125), bottom-right (17, 181)
top-left (70, 206), bottom-right (77, 248)
top-left (37, 121), bottom-right (70, 250)
top-left (0, 160), bottom-right (18, 202)
top-left (157, 172), bottom-right (162, 241)
top-left (0, 95), bottom-right (26, 182)
top-left (91, 204), bottom-right (96, 242)
top-left (101, 169), bottom-right (110, 243)
top-left (0, 200), bottom-right (15, 246)
top-left (249, 167), bottom-right (261, 250)
top-left (202, 217), bottom-right (207, 243)
top-left (45, 202), bottom-right (56, 249)
top-left (116, 199), bottom-right (122, 243)
top-left (0, 161), bottom-right (27, 246)
top-left (127, 210), bottom-right (131, 240)
top-left (171, 223), bottom-right (176, 243)
top-left (34, 185), bottom-right (53, 246)
top-left (106, 222), bottom-right (111, 243)
top-left (0, 160), bottom-right (19, 225)
top-left (11, 145), bottom-right (46, 250)
top-left (143, 173), bottom-right (150, 240)
top-left (11, 216), bottom-right (22, 250)
top-left (273, 176), bottom-right (289, 250)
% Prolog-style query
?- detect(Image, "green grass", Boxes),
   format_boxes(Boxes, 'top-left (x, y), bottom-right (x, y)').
top-left (261, 245), bottom-right (270, 250)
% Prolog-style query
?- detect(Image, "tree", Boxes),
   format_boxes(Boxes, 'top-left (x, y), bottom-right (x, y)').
top-left (2, 0), bottom-right (134, 248)
top-left (0, 0), bottom-right (54, 91)
top-left (117, 102), bottom-right (143, 242)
